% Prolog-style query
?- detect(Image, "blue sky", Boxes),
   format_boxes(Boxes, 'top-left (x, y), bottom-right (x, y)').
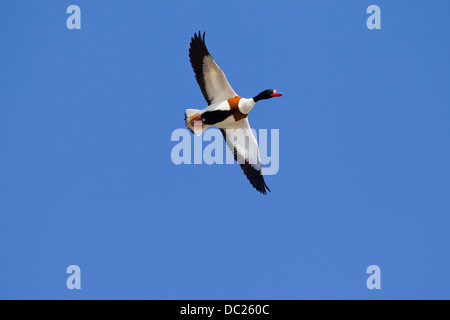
top-left (1, 0), bottom-right (449, 299)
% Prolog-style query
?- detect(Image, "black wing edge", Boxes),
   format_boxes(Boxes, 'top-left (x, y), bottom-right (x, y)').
top-left (189, 31), bottom-right (212, 105)
top-left (220, 129), bottom-right (271, 195)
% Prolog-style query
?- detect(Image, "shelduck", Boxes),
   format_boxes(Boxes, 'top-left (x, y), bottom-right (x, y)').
top-left (185, 32), bottom-right (283, 195)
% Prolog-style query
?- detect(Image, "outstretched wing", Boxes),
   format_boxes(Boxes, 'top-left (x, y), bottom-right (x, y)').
top-left (220, 119), bottom-right (270, 195)
top-left (189, 32), bottom-right (238, 105)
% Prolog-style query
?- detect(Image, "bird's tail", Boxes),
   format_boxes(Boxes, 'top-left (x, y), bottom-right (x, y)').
top-left (185, 109), bottom-right (206, 136)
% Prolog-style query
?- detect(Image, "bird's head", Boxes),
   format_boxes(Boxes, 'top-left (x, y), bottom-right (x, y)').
top-left (253, 89), bottom-right (283, 102)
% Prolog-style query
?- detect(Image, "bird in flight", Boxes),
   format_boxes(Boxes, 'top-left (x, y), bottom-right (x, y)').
top-left (185, 32), bottom-right (283, 195)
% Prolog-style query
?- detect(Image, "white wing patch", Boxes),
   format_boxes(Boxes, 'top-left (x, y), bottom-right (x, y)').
top-left (189, 32), bottom-right (238, 105)
top-left (202, 55), bottom-right (238, 104)
top-left (221, 119), bottom-right (270, 194)
top-left (223, 119), bottom-right (261, 170)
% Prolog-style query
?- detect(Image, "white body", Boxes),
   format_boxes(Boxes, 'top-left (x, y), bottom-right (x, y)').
top-left (194, 98), bottom-right (256, 129)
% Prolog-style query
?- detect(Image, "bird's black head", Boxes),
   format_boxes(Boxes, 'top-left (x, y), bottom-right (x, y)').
top-left (253, 89), bottom-right (283, 102)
